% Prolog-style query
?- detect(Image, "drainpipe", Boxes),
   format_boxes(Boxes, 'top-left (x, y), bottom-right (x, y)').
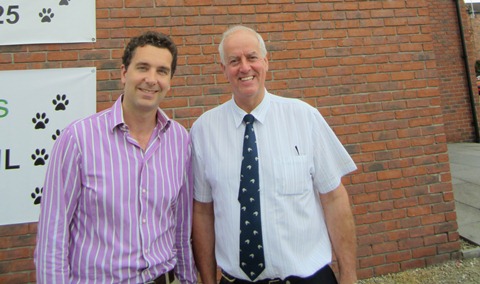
top-left (454, 0), bottom-right (480, 143)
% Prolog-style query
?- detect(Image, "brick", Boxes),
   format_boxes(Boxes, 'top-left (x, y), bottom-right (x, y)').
top-left (391, 177), bottom-right (415, 189)
top-left (382, 209), bottom-right (406, 221)
top-left (405, 186), bottom-right (428, 197)
top-left (409, 225), bottom-right (434, 237)
top-left (0, 247), bottom-right (32, 261)
top-left (356, 213), bottom-right (382, 225)
top-left (13, 53), bottom-right (46, 63)
top-left (47, 51), bottom-right (79, 61)
top-left (357, 268), bottom-right (374, 280)
top-left (358, 233), bottom-right (384, 246)
top-left (386, 250), bottom-right (411, 263)
top-left (372, 242), bottom-right (398, 254)
top-left (421, 214), bottom-right (445, 225)
top-left (173, 107), bottom-right (203, 119)
top-left (0, 258), bottom-right (35, 273)
top-left (412, 246), bottom-right (437, 258)
top-left (0, 273), bottom-right (31, 284)
top-left (398, 237), bottom-right (424, 250)
top-left (352, 193), bottom-right (378, 204)
top-left (352, 204), bottom-right (368, 216)
top-left (374, 263), bottom-right (400, 276)
top-left (424, 234), bottom-right (448, 246)
top-left (370, 220), bottom-right (398, 233)
top-left (448, 232), bottom-right (460, 242)
top-left (377, 170), bottom-right (402, 180)
top-left (0, 54), bottom-right (13, 64)
top-left (359, 255), bottom-right (385, 269)
top-left (97, 0), bottom-right (123, 8)
top-left (0, 224), bottom-right (30, 236)
top-left (0, 235), bottom-right (35, 249)
top-left (418, 193), bottom-right (443, 205)
top-left (407, 206), bottom-right (431, 217)
top-left (434, 222), bottom-right (458, 234)
top-left (159, 98), bottom-right (189, 109)
top-left (125, 0), bottom-right (154, 8)
top-left (442, 191), bottom-right (455, 202)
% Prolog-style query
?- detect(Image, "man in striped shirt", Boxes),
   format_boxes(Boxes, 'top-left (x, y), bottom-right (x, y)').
top-left (35, 31), bottom-right (197, 284)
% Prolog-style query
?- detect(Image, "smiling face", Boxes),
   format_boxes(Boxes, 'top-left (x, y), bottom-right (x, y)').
top-left (221, 29), bottom-right (269, 112)
top-left (121, 44), bottom-right (173, 116)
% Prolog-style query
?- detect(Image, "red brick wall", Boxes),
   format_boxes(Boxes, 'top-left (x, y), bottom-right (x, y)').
top-left (0, 224), bottom-right (37, 283)
top-left (470, 13), bottom-right (480, 60)
top-left (0, 1), bottom-right (463, 282)
top-left (429, 0), bottom-right (480, 142)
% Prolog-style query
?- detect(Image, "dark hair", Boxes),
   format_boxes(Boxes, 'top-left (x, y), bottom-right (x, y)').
top-left (122, 31), bottom-right (178, 78)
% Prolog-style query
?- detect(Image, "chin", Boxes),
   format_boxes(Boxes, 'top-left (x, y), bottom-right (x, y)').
top-left (240, 88), bottom-right (261, 96)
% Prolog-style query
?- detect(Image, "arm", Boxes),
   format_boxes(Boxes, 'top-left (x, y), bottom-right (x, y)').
top-left (174, 146), bottom-right (198, 284)
top-left (34, 127), bottom-right (80, 283)
top-left (192, 200), bottom-right (217, 284)
top-left (320, 183), bottom-right (357, 284)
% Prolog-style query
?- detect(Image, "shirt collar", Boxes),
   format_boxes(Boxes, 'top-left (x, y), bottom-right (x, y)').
top-left (110, 94), bottom-right (172, 134)
top-left (231, 89), bottom-right (271, 128)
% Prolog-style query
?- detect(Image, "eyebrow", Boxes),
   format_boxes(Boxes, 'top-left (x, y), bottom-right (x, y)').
top-left (158, 66), bottom-right (171, 74)
top-left (227, 51), bottom-right (259, 60)
top-left (135, 62), bottom-right (171, 72)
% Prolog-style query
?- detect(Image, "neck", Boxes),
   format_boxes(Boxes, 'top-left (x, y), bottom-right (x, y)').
top-left (123, 106), bottom-right (157, 150)
top-left (235, 91), bottom-right (265, 113)
top-left (124, 106), bottom-right (156, 130)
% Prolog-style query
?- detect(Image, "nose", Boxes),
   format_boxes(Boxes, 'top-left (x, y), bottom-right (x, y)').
top-left (239, 57), bottom-right (251, 73)
top-left (144, 70), bottom-right (157, 84)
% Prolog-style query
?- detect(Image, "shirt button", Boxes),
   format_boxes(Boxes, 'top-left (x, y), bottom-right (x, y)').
top-left (142, 188), bottom-right (147, 193)
top-left (142, 219), bottom-right (146, 224)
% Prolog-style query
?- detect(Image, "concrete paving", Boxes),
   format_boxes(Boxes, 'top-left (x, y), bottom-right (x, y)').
top-left (448, 142), bottom-right (480, 246)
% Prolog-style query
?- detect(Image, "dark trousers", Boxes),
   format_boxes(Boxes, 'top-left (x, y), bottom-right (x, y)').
top-left (220, 265), bottom-right (338, 284)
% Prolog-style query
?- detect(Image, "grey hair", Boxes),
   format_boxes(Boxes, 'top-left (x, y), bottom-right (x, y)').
top-left (218, 25), bottom-right (267, 65)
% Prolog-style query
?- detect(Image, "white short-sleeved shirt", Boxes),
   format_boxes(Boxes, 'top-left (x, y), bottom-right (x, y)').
top-left (190, 91), bottom-right (357, 280)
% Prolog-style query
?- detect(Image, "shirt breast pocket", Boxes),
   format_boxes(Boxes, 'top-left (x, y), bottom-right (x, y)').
top-left (274, 155), bottom-right (312, 195)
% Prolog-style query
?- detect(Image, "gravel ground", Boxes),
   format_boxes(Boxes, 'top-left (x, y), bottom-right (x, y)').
top-left (358, 240), bottom-right (480, 284)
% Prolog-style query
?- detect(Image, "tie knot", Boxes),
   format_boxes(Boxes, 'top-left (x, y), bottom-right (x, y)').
top-left (243, 114), bottom-right (255, 124)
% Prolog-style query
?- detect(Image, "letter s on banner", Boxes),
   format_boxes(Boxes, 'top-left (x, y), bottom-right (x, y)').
top-left (0, 99), bottom-right (8, 118)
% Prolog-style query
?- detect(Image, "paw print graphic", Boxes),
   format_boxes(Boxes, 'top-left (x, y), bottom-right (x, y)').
top-left (39, 8), bottom-right (54, 23)
top-left (52, 129), bottom-right (62, 140)
top-left (59, 0), bottom-right (71, 6)
top-left (31, 149), bottom-right (49, 166)
top-left (32, 112), bottom-right (50, 129)
top-left (31, 187), bottom-right (43, 205)
top-left (53, 94), bottom-right (69, 111)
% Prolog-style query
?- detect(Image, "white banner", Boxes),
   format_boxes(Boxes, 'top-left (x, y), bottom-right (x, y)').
top-left (0, 0), bottom-right (95, 45)
top-left (0, 68), bottom-right (96, 225)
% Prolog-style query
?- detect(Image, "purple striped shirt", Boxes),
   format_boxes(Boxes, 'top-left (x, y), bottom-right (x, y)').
top-left (35, 96), bottom-right (197, 284)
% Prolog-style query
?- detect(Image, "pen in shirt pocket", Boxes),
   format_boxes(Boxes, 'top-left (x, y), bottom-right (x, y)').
top-left (295, 146), bottom-right (300, 155)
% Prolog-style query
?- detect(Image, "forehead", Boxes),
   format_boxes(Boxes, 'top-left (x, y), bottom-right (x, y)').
top-left (223, 30), bottom-right (261, 56)
top-left (131, 45), bottom-right (173, 64)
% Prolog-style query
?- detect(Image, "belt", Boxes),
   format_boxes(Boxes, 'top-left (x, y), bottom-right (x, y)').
top-left (145, 270), bottom-right (175, 284)
top-left (221, 265), bottom-right (336, 284)
top-left (221, 271), bottom-right (284, 284)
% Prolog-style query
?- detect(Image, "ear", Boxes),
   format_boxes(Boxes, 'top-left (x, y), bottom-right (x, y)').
top-left (120, 64), bottom-right (127, 84)
top-left (220, 63), bottom-right (227, 77)
top-left (264, 55), bottom-right (269, 72)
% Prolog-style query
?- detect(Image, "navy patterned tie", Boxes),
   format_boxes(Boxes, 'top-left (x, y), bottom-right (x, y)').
top-left (238, 114), bottom-right (265, 281)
